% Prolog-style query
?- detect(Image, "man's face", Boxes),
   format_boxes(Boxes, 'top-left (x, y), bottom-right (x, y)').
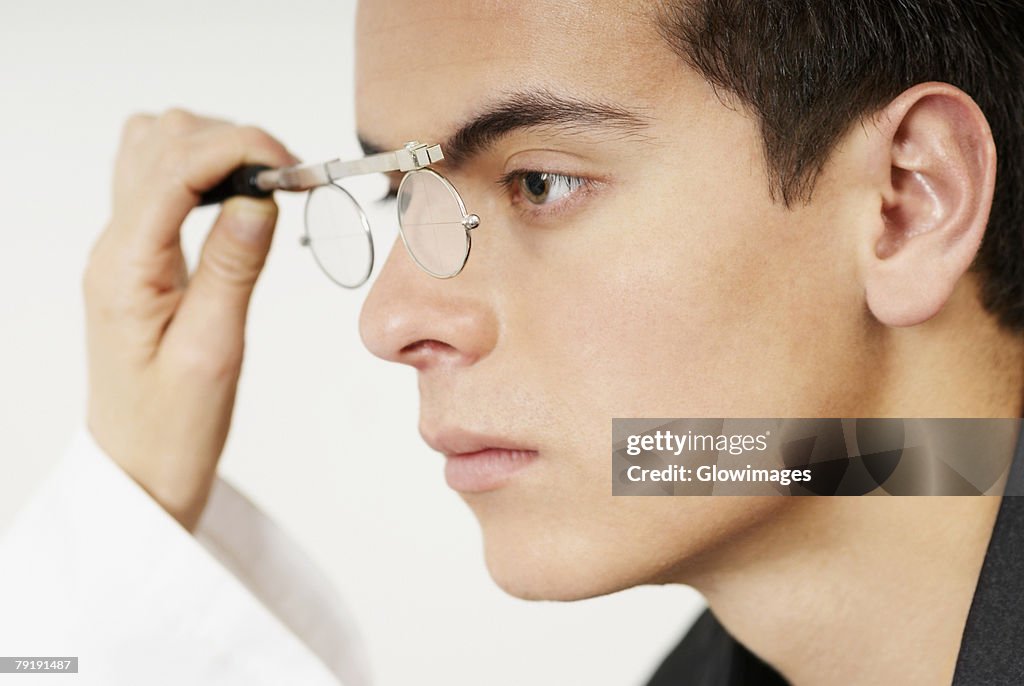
top-left (357, 0), bottom-right (876, 600)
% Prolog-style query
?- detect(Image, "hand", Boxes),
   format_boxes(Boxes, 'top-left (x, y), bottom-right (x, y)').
top-left (83, 109), bottom-right (297, 531)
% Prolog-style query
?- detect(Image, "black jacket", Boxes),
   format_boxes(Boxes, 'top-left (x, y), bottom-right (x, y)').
top-left (645, 427), bottom-right (1024, 685)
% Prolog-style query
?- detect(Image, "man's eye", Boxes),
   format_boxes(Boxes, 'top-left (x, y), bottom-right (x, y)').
top-left (515, 172), bottom-right (587, 206)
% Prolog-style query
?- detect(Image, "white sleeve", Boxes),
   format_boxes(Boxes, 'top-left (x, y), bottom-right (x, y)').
top-left (0, 425), bottom-right (373, 686)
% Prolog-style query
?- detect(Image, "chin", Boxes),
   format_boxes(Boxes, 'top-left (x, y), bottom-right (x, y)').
top-left (468, 492), bottom-right (793, 601)
top-left (480, 537), bottom-right (635, 601)
top-left (475, 515), bottom-right (685, 602)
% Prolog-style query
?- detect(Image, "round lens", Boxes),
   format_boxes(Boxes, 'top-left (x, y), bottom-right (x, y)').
top-left (396, 169), bottom-right (471, 278)
top-left (303, 184), bottom-right (374, 288)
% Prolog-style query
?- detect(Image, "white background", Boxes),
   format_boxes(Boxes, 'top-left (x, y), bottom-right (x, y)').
top-left (0, 1), bottom-right (703, 684)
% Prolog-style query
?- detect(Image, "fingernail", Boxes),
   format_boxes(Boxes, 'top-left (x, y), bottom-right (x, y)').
top-left (226, 198), bottom-right (276, 244)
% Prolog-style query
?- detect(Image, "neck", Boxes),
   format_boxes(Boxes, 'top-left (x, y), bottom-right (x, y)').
top-left (683, 281), bottom-right (1024, 685)
top-left (687, 497), bottom-right (1001, 685)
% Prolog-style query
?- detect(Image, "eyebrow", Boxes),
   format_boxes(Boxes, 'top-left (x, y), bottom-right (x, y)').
top-left (357, 89), bottom-right (652, 170)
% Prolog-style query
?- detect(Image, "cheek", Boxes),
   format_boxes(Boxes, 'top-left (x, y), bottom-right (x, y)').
top-left (513, 181), bottom-right (869, 424)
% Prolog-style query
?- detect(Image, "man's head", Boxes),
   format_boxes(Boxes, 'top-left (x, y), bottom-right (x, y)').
top-left (355, 0), bottom-right (1024, 600)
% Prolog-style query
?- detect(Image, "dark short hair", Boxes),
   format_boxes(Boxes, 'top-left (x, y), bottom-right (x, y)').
top-left (657, 0), bottom-right (1024, 331)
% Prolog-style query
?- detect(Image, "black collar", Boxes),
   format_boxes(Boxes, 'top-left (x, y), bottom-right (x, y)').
top-left (951, 421), bottom-right (1024, 684)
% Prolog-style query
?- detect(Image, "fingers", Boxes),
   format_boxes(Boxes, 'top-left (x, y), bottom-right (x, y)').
top-left (85, 108), bottom-right (296, 372)
top-left (85, 108), bottom-right (297, 330)
top-left (82, 108), bottom-right (293, 530)
top-left (108, 109), bottom-right (297, 253)
top-left (159, 195), bottom-right (279, 371)
top-left (175, 124), bottom-right (294, 193)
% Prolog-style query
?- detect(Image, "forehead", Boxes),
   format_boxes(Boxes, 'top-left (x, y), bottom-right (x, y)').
top-left (354, 0), bottom-right (677, 148)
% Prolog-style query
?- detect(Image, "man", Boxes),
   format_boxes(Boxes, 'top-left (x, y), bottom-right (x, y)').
top-left (2, 1), bottom-right (1022, 684)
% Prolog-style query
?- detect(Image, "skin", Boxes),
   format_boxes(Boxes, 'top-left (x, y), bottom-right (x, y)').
top-left (84, 1), bottom-right (1024, 684)
top-left (85, 110), bottom-right (298, 529)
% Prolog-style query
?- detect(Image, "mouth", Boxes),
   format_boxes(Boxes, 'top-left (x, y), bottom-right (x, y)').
top-left (423, 427), bottom-right (540, 493)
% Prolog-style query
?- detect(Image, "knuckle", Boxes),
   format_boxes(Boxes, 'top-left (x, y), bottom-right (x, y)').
top-left (236, 124), bottom-right (267, 142)
top-left (158, 107), bottom-right (196, 133)
top-left (203, 242), bottom-right (262, 287)
top-left (121, 113), bottom-right (155, 144)
top-left (236, 124), bottom-right (282, 154)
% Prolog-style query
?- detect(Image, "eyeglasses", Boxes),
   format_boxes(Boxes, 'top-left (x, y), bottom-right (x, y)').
top-left (198, 141), bottom-right (480, 288)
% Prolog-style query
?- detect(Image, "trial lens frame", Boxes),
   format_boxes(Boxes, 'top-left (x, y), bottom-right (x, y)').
top-left (270, 142), bottom-right (445, 289)
top-left (199, 141), bottom-right (482, 285)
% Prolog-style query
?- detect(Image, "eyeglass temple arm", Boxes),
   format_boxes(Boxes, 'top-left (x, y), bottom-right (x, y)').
top-left (196, 142), bottom-right (444, 206)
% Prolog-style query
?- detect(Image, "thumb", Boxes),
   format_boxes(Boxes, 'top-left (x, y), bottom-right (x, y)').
top-left (166, 197), bottom-right (278, 357)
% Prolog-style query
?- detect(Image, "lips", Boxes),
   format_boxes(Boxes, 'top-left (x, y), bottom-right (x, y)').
top-left (423, 427), bottom-right (539, 493)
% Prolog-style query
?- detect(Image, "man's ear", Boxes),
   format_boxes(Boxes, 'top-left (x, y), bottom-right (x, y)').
top-left (861, 82), bottom-right (997, 328)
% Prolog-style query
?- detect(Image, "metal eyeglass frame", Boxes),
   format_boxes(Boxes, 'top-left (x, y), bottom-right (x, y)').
top-left (245, 141), bottom-right (481, 287)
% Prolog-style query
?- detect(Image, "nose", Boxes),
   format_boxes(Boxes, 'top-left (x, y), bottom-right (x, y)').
top-left (359, 237), bottom-right (499, 371)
